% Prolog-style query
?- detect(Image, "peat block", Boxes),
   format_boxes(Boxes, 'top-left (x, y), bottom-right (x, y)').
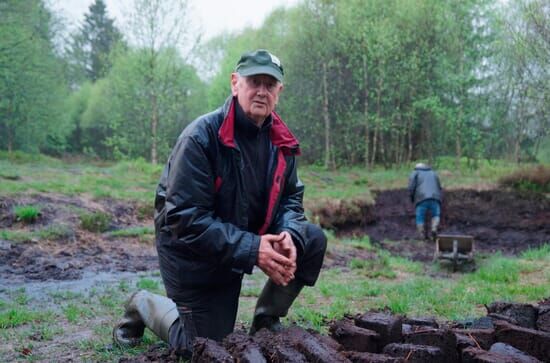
top-left (282, 326), bottom-right (351, 363)
top-left (223, 330), bottom-right (265, 363)
top-left (253, 329), bottom-right (307, 363)
top-left (494, 320), bottom-right (550, 362)
top-left (382, 343), bottom-right (445, 363)
top-left (489, 342), bottom-right (542, 363)
top-left (402, 316), bottom-right (439, 328)
top-left (403, 327), bottom-right (457, 362)
top-left (452, 328), bottom-right (495, 350)
top-left (310, 329), bottom-right (344, 352)
top-left (536, 305), bottom-right (550, 332)
top-left (329, 319), bottom-right (380, 352)
top-left (343, 350), bottom-right (404, 363)
top-left (462, 346), bottom-right (526, 363)
top-left (354, 312), bottom-right (402, 346)
top-left (191, 338), bottom-right (233, 363)
top-left (487, 302), bottom-right (538, 329)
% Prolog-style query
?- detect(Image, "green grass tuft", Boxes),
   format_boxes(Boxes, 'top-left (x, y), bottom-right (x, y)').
top-left (14, 205), bottom-right (41, 223)
top-left (80, 212), bottom-right (111, 233)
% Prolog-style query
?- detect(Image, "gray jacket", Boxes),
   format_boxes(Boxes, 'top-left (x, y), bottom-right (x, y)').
top-left (408, 165), bottom-right (442, 205)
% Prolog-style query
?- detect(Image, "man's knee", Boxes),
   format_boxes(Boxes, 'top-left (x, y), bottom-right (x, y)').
top-left (306, 223), bottom-right (327, 256)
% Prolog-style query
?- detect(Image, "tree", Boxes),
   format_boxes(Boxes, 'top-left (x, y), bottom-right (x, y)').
top-left (0, 0), bottom-right (70, 154)
top-left (122, 0), bottom-right (201, 164)
top-left (65, 0), bottom-right (123, 84)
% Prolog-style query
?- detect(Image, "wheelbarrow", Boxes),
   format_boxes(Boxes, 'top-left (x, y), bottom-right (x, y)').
top-left (434, 233), bottom-right (474, 270)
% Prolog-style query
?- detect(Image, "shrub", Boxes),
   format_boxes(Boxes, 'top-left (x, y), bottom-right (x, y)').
top-left (79, 211), bottom-right (111, 233)
top-left (14, 205), bottom-right (41, 223)
top-left (498, 165), bottom-right (550, 193)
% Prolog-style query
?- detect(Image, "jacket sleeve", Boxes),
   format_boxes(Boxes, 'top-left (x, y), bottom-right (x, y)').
top-left (164, 134), bottom-right (259, 274)
top-left (269, 156), bottom-right (308, 253)
top-left (407, 171), bottom-right (417, 203)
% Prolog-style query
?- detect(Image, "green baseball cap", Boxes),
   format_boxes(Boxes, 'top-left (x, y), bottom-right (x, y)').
top-left (235, 49), bottom-right (284, 82)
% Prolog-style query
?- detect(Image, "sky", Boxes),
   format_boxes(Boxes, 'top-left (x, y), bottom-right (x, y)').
top-left (51, 0), bottom-right (299, 42)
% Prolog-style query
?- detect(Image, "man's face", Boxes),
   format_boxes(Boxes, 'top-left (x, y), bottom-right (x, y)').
top-left (231, 73), bottom-right (283, 126)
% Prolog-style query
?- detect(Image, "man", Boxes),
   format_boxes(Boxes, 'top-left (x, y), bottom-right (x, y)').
top-left (408, 162), bottom-right (442, 240)
top-left (112, 49), bottom-right (327, 357)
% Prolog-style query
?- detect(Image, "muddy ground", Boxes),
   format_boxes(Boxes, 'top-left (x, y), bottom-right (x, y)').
top-left (1, 188), bottom-right (549, 282)
top-left (337, 189), bottom-right (550, 263)
top-left (1, 188), bottom-right (549, 361)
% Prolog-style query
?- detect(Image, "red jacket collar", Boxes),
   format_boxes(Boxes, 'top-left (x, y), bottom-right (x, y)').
top-left (218, 97), bottom-right (300, 155)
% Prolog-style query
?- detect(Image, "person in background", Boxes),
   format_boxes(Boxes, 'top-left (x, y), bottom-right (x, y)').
top-left (112, 49), bottom-right (327, 357)
top-left (408, 162), bottom-right (443, 240)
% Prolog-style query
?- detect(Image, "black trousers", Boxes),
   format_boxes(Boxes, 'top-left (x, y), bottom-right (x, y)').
top-left (164, 222), bottom-right (327, 352)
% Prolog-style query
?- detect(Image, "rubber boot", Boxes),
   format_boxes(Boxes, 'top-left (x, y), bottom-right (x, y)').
top-left (113, 290), bottom-right (179, 347)
top-left (416, 224), bottom-right (425, 240)
top-left (431, 217), bottom-right (440, 241)
top-left (249, 279), bottom-right (304, 335)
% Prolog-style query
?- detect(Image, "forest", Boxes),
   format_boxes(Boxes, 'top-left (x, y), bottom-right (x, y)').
top-left (1, 0), bottom-right (549, 168)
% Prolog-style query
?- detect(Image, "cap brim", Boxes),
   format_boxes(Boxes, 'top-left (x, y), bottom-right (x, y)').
top-left (237, 65), bottom-right (283, 82)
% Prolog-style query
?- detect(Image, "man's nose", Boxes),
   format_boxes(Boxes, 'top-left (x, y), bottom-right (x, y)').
top-left (256, 83), bottom-right (268, 95)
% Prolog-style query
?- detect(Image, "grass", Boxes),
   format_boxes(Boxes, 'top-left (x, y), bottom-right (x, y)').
top-left (0, 224), bottom-right (74, 243)
top-left (0, 155), bottom-right (162, 203)
top-left (80, 212), bottom-right (111, 233)
top-left (14, 205), bottom-right (41, 224)
top-left (1, 152), bottom-right (539, 205)
top-left (108, 226), bottom-right (154, 238)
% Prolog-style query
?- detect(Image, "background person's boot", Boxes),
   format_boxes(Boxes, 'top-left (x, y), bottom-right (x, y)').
top-left (416, 224), bottom-right (425, 240)
top-left (113, 290), bottom-right (179, 347)
top-left (431, 217), bottom-right (440, 241)
top-left (249, 279), bottom-right (304, 335)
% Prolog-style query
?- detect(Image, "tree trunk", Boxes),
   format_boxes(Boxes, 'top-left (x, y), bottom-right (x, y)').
top-left (407, 116), bottom-right (413, 163)
top-left (7, 126), bottom-right (13, 154)
top-left (371, 73), bottom-right (383, 166)
top-left (148, 46), bottom-right (158, 165)
top-left (363, 56), bottom-right (370, 169)
top-left (455, 50), bottom-right (465, 171)
top-left (151, 93), bottom-right (158, 165)
top-left (322, 61), bottom-right (332, 169)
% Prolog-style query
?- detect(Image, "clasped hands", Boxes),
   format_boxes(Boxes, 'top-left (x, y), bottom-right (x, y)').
top-left (257, 231), bottom-right (297, 286)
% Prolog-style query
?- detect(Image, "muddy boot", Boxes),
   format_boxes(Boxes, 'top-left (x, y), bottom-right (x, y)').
top-left (113, 290), bottom-right (179, 347)
top-left (249, 279), bottom-right (304, 335)
top-left (431, 217), bottom-right (440, 241)
top-left (416, 224), bottom-right (425, 240)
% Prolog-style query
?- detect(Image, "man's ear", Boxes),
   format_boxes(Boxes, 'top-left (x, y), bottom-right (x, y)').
top-left (231, 73), bottom-right (239, 96)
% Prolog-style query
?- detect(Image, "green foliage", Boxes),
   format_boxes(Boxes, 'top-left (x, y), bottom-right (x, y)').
top-left (14, 205), bottom-right (41, 223)
top-left (349, 250), bottom-right (397, 279)
top-left (521, 244), bottom-right (550, 260)
top-left (108, 226), bottom-right (153, 238)
top-left (65, 0), bottom-right (124, 83)
top-left (136, 278), bottom-right (160, 292)
top-left (469, 256), bottom-right (521, 284)
top-left (0, 0), bottom-right (71, 154)
top-left (80, 211), bottom-right (111, 233)
top-left (0, 308), bottom-right (40, 329)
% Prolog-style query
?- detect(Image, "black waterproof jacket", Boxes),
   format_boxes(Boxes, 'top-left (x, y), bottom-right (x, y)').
top-left (154, 97), bottom-right (307, 287)
top-left (408, 165), bottom-right (442, 205)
